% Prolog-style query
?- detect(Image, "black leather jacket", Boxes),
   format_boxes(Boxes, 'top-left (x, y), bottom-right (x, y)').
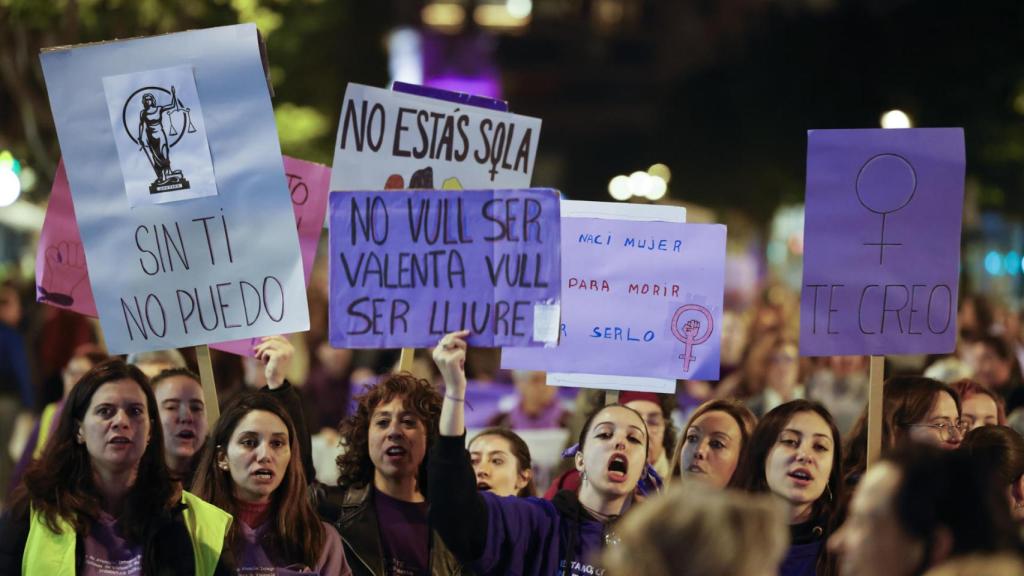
top-left (318, 483), bottom-right (466, 576)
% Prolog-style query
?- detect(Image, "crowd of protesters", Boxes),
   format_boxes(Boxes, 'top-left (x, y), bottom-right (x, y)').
top-left (0, 269), bottom-right (1023, 575)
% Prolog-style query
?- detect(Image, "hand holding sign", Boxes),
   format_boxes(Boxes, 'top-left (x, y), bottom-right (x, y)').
top-left (253, 335), bottom-right (294, 390)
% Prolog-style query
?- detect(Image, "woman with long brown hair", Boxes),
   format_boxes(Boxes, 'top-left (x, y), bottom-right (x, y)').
top-left (669, 398), bottom-right (757, 488)
top-left (318, 372), bottom-right (465, 575)
top-left (735, 400), bottom-right (844, 576)
top-left (430, 331), bottom-right (652, 575)
top-left (843, 376), bottom-right (962, 488)
top-left (0, 359), bottom-right (232, 575)
top-left (469, 427), bottom-right (536, 497)
top-left (191, 393), bottom-right (349, 575)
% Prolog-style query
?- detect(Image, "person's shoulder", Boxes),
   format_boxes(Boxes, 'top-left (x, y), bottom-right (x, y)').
top-left (482, 491), bottom-right (558, 519)
top-left (317, 483), bottom-right (371, 527)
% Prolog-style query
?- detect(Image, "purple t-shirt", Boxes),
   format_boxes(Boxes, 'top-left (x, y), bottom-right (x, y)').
top-left (82, 513), bottom-right (143, 576)
top-left (559, 518), bottom-right (603, 576)
top-left (374, 489), bottom-right (430, 576)
top-left (235, 519), bottom-right (350, 576)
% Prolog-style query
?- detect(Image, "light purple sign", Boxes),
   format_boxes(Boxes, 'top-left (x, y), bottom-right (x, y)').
top-left (502, 218), bottom-right (725, 381)
top-left (329, 189), bottom-right (561, 348)
top-left (800, 128), bottom-right (965, 356)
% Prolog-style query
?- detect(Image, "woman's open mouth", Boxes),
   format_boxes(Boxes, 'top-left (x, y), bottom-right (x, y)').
top-left (607, 454), bottom-right (629, 483)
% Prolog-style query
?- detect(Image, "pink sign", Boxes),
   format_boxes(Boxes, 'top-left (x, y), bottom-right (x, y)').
top-left (36, 156), bottom-right (329, 356)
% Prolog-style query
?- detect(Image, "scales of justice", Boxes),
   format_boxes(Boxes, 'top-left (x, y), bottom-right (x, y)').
top-left (126, 85), bottom-right (197, 194)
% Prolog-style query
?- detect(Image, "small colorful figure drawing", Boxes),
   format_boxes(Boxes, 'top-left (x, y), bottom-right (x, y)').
top-left (384, 167), bottom-right (463, 190)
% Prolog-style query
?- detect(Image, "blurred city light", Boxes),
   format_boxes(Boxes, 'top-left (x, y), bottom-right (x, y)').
top-left (647, 176), bottom-right (667, 200)
top-left (647, 163), bottom-right (671, 183)
top-left (1007, 251), bottom-right (1021, 276)
top-left (984, 250), bottom-right (1003, 276)
top-left (607, 164), bottom-right (671, 201)
top-left (608, 175), bottom-right (631, 200)
top-left (0, 151), bottom-right (21, 207)
top-left (18, 166), bottom-right (36, 193)
top-left (880, 109), bottom-right (913, 129)
top-left (422, 2), bottom-right (466, 32)
top-left (474, 3), bottom-right (531, 29)
top-left (388, 27), bottom-right (424, 85)
top-left (0, 169), bottom-right (21, 207)
top-left (0, 150), bottom-right (19, 174)
top-left (1014, 91), bottom-right (1024, 115)
top-left (506, 0), bottom-right (533, 19)
top-left (628, 171), bottom-right (651, 198)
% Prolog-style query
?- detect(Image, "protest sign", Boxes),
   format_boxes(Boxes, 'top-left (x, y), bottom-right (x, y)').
top-left (35, 159), bottom-right (98, 317)
top-left (800, 128), bottom-right (965, 356)
top-left (505, 201), bottom-right (685, 393)
top-left (39, 24), bottom-right (309, 354)
top-left (204, 156), bottom-right (329, 356)
top-left (329, 189), bottom-right (561, 348)
top-left (35, 156), bottom-right (328, 356)
top-left (329, 83), bottom-right (541, 191)
top-left (503, 203), bottom-right (725, 388)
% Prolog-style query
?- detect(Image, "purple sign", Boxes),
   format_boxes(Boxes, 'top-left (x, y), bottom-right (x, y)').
top-left (800, 128), bottom-right (965, 356)
top-left (329, 189), bottom-right (561, 348)
top-left (502, 218), bottom-right (725, 381)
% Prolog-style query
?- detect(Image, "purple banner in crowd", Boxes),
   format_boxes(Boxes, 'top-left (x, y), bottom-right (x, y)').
top-left (800, 128), bottom-right (965, 356)
top-left (502, 218), bottom-right (726, 381)
top-left (328, 189), bottom-right (561, 348)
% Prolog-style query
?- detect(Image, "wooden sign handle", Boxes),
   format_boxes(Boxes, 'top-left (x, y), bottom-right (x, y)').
top-left (866, 355), bottom-right (885, 468)
top-left (398, 347), bottom-right (415, 373)
top-left (195, 344), bottom-right (220, 428)
top-left (605, 390), bottom-right (620, 405)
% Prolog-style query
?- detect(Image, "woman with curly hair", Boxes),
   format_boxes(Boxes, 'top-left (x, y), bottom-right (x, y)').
top-left (318, 373), bottom-right (465, 575)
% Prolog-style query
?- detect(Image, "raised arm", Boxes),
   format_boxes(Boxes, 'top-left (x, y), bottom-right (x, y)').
top-left (159, 86), bottom-right (178, 112)
top-left (428, 331), bottom-right (488, 562)
top-left (428, 332), bottom-right (559, 574)
top-left (433, 330), bottom-right (469, 437)
top-left (254, 335), bottom-right (316, 483)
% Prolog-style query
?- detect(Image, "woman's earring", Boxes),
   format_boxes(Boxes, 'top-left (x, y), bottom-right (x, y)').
top-left (826, 484), bottom-right (834, 502)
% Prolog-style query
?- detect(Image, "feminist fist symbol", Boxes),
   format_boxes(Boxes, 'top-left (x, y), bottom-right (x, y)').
top-left (38, 241), bottom-right (88, 307)
top-left (671, 304), bottom-right (714, 374)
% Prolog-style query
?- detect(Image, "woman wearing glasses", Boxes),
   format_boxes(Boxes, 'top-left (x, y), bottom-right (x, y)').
top-left (842, 376), bottom-right (962, 489)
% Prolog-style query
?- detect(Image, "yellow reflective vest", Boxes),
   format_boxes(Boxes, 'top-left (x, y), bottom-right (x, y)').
top-left (32, 401), bottom-right (61, 459)
top-left (22, 491), bottom-right (231, 575)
